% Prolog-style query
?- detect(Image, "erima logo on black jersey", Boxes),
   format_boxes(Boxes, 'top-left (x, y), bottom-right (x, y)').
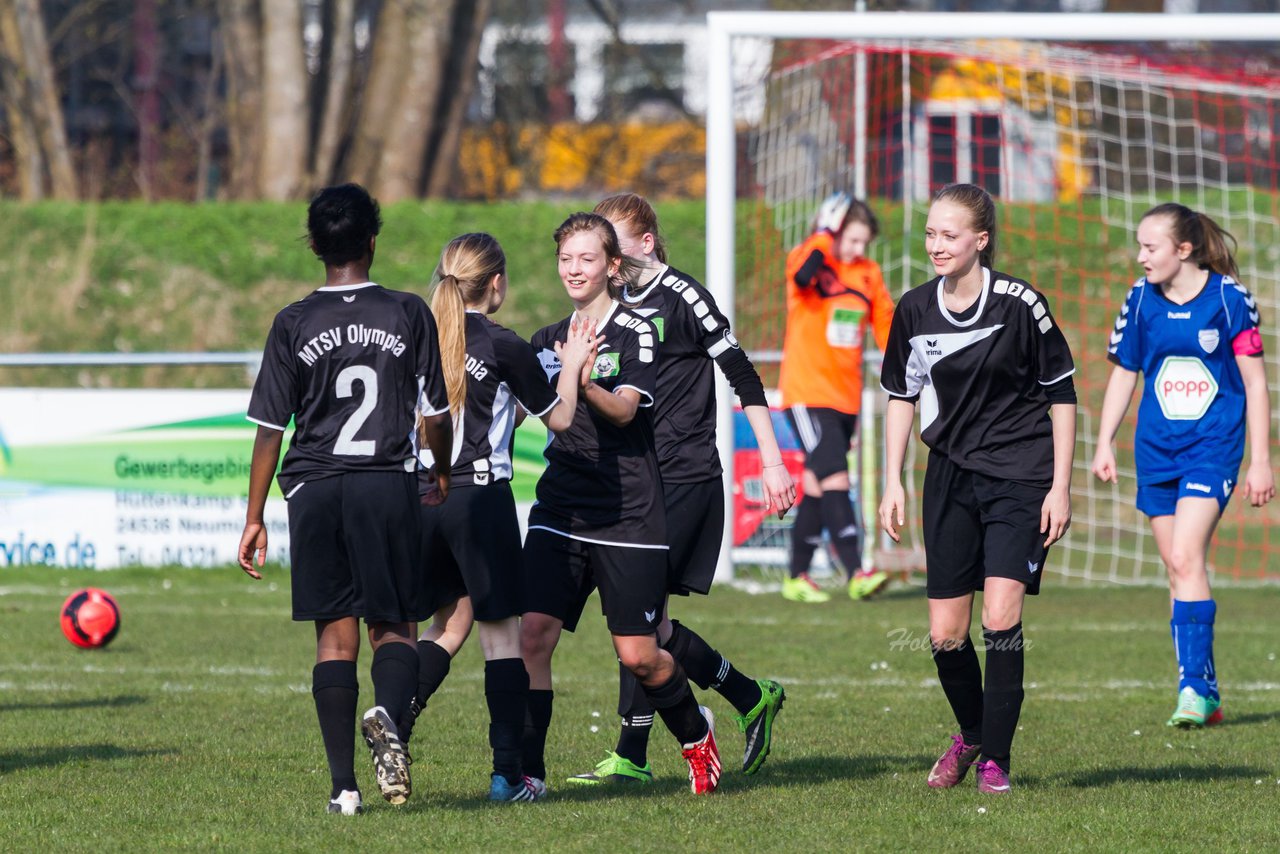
top-left (925, 339), bottom-right (942, 356)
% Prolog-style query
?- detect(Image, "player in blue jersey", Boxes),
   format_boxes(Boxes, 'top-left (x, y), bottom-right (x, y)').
top-left (880, 184), bottom-right (1077, 795)
top-left (396, 233), bottom-right (597, 803)
top-left (1092, 202), bottom-right (1273, 729)
top-left (238, 184), bottom-right (454, 814)
top-left (558, 193), bottom-right (793, 787)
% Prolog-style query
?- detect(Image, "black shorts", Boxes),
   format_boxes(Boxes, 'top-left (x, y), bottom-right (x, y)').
top-left (287, 470), bottom-right (422, 623)
top-left (420, 481), bottom-right (524, 621)
top-left (664, 478), bottom-right (724, 596)
top-left (522, 528), bottom-right (666, 636)
top-left (786, 405), bottom-right (857, 480)
top-left (922, 451), bottom-right (1048, 598)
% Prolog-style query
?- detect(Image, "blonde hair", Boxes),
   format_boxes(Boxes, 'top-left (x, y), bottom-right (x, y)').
top-left (1141, 202), bottom-right (1240, 280)
top-left (429, 233), bottom-right (506, 420)
top-left (932, 183), bottom-right (997, 268)
top-left (552, 212), bottom-right (642, 301)
top-left (593, 192), bottom-right (668, 264)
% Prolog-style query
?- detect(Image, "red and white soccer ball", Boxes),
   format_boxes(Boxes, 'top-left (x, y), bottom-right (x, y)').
top-left (60, 588), bottom-right (121, 649)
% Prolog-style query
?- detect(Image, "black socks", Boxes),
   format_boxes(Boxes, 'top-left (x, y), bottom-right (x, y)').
top-left (400, 639), bottom-right (452, 739)
top-left (642, 662), bottom-right (707, 746)
top-left (664, 620), bottom-right (761, 716)
top-left (485, 657), bottom-right (529, 785)
top-left (788, 497), bottom-right (823, 578)
top-left (370, 642), bottom-right (419, 737)
top-left (819, 489), bottom-right (862, 577)
top-left (931, 636), bottom-right (983, 747)
top-left (523, 689), bottom-right (554, 781)
top-left (313, 659), bottom-right (359, 797)
top-left (981, 624), bottom-right (1025, 773)
top-left (615, 663), bottom-right (654, 767)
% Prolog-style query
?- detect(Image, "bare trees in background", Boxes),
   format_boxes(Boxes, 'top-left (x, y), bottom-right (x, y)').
top-left (0, 0), bottom-right (76, 199)
top-left (0, 0), bottom-right (487, 201)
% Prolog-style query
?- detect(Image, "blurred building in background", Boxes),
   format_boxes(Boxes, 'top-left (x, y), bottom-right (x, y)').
top-left (1, 0), bottom-right (1278, 201)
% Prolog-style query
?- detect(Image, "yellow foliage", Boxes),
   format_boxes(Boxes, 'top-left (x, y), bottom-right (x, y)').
top-left (456, 121), bottom-right (706, 199)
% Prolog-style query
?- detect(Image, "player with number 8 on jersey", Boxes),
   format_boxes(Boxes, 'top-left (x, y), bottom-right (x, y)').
top-left (238, 184), bottom-right (454, 815)
top-left (1091, 202), bottom-right (1274, 730)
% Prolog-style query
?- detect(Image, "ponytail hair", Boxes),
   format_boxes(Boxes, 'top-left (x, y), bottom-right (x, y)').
top-left (932, 183), bottom-right (997, 269)
top-left (1141, 202), bottom-right (1239, 280)
top-left (429, 274), bottom-right (467, 421)
top-left (429, 232), bottom-right (508, 421)
top-left (553, 211), bottom-right (643, 301)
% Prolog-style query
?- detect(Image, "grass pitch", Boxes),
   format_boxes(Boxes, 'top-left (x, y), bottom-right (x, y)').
top-left (2, 567), bottom-right (1278, 852)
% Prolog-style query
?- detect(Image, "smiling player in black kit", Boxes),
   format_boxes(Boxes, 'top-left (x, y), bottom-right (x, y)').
top-left (560, 192), bottom-right (794, 788)
top-left (878, 183), bottom-right (1076, 796)
top-left (519, 212), bottom-right (722, 796)
top-left (237, 184), bottom-right (453, 815)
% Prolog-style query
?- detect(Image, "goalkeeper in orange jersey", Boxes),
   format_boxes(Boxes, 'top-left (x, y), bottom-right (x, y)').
top-left (779, 193), bottom-right (895, 603)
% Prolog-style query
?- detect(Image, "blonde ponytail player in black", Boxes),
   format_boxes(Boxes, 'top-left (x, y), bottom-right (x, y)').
top-left (396, 232), bottom-right (596, 803)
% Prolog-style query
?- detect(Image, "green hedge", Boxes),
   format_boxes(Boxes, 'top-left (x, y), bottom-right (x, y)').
top-left (0, 200), bottom-right (713, 387)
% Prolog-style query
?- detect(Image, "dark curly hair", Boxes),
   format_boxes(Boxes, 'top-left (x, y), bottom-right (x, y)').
top-left (307, 183), bottom-right (382, 266)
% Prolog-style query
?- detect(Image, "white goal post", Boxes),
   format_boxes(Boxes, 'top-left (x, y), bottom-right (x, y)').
top-left (707, 12), bottom-right (1280, 585)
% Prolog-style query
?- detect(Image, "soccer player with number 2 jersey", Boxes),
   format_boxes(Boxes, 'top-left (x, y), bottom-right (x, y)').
top-left (879, 183), bottom-right (1077, 795)
top-left (238, 184), bottom-right (454, 815)
top-left (1092, 203), bottom-right (1274, 730)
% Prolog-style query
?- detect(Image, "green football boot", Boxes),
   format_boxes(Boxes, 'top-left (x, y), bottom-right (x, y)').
top-left (735, 679), bottom-right (786, 774)
top-left (782, 575), bottom-right (831, 603)
top-left (565, 751), bottom-right (654, 785)
top-left (1167, 686), bottom-right (1217, 728)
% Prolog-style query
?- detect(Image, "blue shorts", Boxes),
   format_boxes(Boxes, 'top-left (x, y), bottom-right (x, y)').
top-left (1136, 471), bottom-right (1236, 518)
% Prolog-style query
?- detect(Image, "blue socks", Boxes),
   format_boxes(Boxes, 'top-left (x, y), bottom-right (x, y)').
top-left (1171, 599), bottom-right (1217, 700)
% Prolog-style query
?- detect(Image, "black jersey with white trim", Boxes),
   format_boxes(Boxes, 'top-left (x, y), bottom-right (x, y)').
top-left (526, 302), bottom-right (666, 547)
top-left (415, 311), bottom-right (559, 488)
top-left (880, 268), bottom-right (1075, 485)
top-left (247, 283), bottom-right (449, 494)
top-left (623, 264), bottom-right (741, 483)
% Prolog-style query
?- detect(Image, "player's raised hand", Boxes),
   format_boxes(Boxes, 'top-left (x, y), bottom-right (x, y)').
top-left (1090, 444), bottom-right (1118, 484)
top-left (238, 520), bottom-right (267, 579)
top-left (556, 316), bottom-right (601, 376)
top-left (878, 481), bottom-right (906, 543)
top-left (1244, 459), bottom-right (1275, 507)
top-left (1041, 484), bottom-right (1072, 547)
top-left (760, 462), bottom-right (796, 519)
top-left (574, 319), bottom-right (601, 389)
